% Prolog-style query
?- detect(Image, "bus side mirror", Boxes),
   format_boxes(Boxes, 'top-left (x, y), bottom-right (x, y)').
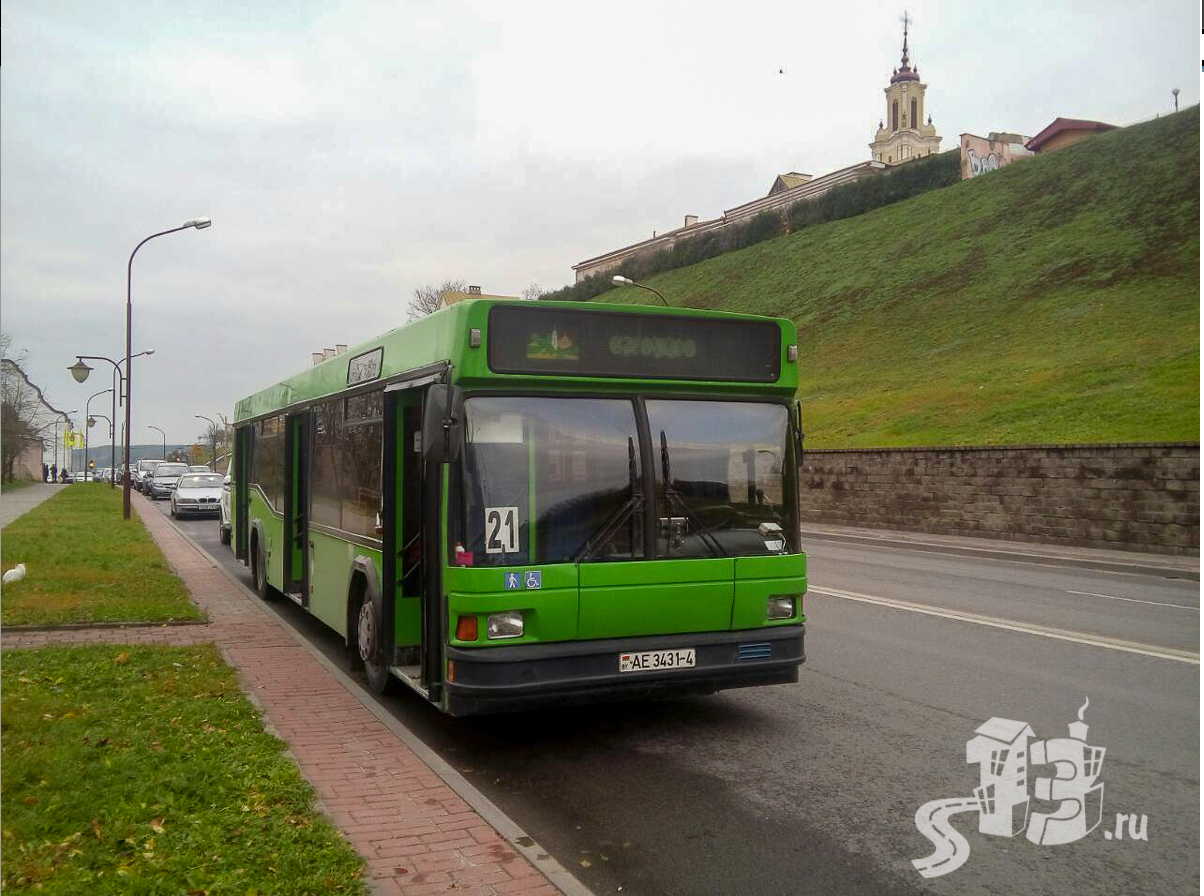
top-left (422, 384), bottom-right (465, 465)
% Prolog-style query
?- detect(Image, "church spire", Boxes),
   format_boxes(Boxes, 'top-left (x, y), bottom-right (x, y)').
top-left (890, 9), bottom-right (919, 83)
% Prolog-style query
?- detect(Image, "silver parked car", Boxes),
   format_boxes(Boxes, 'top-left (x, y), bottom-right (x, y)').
top-left (188, 465), bottom-right (212, 473)
top-left (171, 473), bottom-right (225, 518)
top-left (147, 462), bottom-right (189, 499)
top-left (133, 459), bottom-right (164, 493)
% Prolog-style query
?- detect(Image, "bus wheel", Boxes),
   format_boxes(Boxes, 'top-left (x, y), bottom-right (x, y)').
top-left (252, 536), bottom-right (277, 601)
top-left (355, 595), bottom-right (393, 695)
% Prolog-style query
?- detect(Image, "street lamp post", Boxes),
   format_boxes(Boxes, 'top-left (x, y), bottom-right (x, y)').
top-left (1173, 87), bottom-right (1180, 112)
top-left (119, 219), bottom-right (210, 518)
top-left (71, 350), bottom-right (154, 490)
top-left (195, 414), bottom-right (218, 469)
top-left (611, 275), bottom-right (669, 307)
top-left (85, 388), bottom-right (112, 482)
top-left (148, 425), bottom-right (167, 460)
top-left (91, 414), bottom-right (112, 478)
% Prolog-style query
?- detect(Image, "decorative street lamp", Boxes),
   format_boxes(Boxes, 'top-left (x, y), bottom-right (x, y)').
top-left (612, 275), bottom-right (669, 307)
top-left (148, 424), bottom-right (167, 460)
top-left (71, 350), bottom-right (154, 490)
top-left (54, 409), bottom-right (78, 480)
top-left (91, 413), bottom-right (112, 479)
top-left (85, 388), bottom-right (112, 481)
top-left (1173, 87), bottom-right (1180, 112)
top-left (122, 219), bottom-right (211, 518)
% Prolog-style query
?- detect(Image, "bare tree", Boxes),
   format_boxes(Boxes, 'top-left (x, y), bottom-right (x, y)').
top-left (408, 279), bottom-right (466, 321)
top-left (521, 283), bottom-right (545, 301)
top-left (1, 334), bottom-right (66, 481)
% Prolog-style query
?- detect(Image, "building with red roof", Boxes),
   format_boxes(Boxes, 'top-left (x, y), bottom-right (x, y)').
top-left (1025, 117), bottom-right (1116, 154)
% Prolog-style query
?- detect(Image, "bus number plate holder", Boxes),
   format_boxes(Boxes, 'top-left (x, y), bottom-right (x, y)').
top-left (619, 649), bottom-right (696, 673)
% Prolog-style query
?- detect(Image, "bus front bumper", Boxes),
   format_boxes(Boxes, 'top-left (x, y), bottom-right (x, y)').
top-left (443, 624), bottom-right (804, 716)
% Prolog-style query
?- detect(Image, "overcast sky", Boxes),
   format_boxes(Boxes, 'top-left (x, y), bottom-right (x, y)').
top-left (2, 0), bottom-right (1198, 450)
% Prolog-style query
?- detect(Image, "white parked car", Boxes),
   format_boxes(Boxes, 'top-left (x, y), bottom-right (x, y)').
top-left (218, 473), bottom-right (233, 545)
top-left (188, 465), bottom-right (212, 473)
top-left (171, 473), bottom-right (225, 518)
top-left (147, 462), bottom-right (189, 499)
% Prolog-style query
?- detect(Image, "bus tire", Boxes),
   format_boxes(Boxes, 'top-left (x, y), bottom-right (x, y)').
top-left (351, 577), bottom-right (393, 695)
top-left (252, 532), bottom-right (277, 601)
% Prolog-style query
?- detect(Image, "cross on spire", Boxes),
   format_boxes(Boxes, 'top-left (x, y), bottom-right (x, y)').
top-left (900, 9), bottom-right (912, 68)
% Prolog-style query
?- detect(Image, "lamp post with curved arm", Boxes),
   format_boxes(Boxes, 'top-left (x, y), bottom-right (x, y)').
top-left (85, 388), bottom-right (112, 481)
top-left (91, 414), bottom-right (112, 478)
top-left (195, 414), bottom-right (218, 469)
top-left (148, 425), bottom-right (167, 460)
top-left (611, 275), bottom-right (669, 307)
top-left (121, 218), bottom-right (211, 518)
top-left (70, 350), bottom-right (154, 491)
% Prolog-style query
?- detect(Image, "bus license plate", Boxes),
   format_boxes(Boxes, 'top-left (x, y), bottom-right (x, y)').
top-left (619, 649), bottom-right (696, 673)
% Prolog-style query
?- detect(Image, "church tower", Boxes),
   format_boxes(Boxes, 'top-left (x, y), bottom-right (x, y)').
top-left (870, 13), bottom-right (941, 165)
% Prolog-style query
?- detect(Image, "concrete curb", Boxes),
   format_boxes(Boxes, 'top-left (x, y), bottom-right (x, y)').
top-left (803, 529), bottom-right (1201, 581)
top-left (158, 507), bottom-right (595, 896)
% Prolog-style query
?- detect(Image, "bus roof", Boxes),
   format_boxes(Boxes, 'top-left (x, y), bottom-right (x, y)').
top-left (234, 299), bottom-right (798, 423)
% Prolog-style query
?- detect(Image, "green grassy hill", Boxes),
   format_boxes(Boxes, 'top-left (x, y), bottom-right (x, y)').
top-left (605, 107), bottom-right (1200, 447)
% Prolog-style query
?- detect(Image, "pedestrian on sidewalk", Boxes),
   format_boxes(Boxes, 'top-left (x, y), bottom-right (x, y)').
top-left (50, 463), bottom-right (57, 482)
top-left (42, 463), bottom-right (49, 482)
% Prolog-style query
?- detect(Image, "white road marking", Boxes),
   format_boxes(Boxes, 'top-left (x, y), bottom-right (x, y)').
top-left (1065, 589), bottom-right (1198, 611)
top-left (809, 585), bottom-right (1200, 665)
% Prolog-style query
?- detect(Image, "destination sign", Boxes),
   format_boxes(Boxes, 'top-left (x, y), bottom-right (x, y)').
top-left (346, 347), bottom-right (383, 385)
top-left (488, 306), bottom-right (781, 382)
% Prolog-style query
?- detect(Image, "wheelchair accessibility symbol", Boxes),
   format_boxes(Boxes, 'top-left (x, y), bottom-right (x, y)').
top-left (503, 571), bottom-right (541, 590)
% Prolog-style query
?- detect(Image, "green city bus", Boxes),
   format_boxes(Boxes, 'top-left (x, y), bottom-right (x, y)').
top-left (231, 299), bottom-right (806, 715)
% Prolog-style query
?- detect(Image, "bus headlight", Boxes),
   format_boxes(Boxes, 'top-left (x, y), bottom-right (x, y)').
top-left (766, 596), bottom-right (796, 619)
top-left (486, 611), bottom-right (524, 640)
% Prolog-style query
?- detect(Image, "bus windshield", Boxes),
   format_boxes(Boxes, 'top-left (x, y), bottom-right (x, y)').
top-left (456, 396), bottom-right (797, 566)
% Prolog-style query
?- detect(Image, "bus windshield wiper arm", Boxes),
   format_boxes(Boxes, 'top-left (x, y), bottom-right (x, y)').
top-left (573, 437), bottom-right (643, 563)
top-left (659, 430), bottom-right (726, 558)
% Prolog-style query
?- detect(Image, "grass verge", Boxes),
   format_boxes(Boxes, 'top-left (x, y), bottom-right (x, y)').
top-left (603, 106), bottom-right (1199, 447)
top-left (2, 478), bottom-right (36, 493)
top-left (1, 484), bottom-right (204, 627)
top-left (1, 643), bottom-right (367, 895)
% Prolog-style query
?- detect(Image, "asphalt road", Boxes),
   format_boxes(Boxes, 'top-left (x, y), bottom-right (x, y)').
top-left (148, 495), bottom-right (1200, 896)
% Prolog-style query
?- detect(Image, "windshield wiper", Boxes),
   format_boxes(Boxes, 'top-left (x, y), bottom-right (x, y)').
top-left (573, 437), bottom-right (644, 563)
top-left (658, 430), bottom-right (727, 558)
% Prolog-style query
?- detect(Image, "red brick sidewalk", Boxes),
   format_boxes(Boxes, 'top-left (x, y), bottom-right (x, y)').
top-left (2, 498), bottom-right (565, 896)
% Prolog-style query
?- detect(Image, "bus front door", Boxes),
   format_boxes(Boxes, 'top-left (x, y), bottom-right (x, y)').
top-left (383, 387), bottom-right (426, 687)
top-left (283, 411), bottom-right (310, 605)
top-left (234, 425), bottom-right (252, 563)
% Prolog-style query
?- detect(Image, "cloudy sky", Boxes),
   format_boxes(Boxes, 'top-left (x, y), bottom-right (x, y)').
top-left (2, 0), bottom-right (1198, 451)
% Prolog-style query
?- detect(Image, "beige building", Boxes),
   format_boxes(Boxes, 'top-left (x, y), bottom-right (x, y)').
top-left (571, 160), bottom-right (885, 282)
top-left (1024, 117), bottom-right (1116, 154)
top-left (869, 16), bottom-right (941, 165)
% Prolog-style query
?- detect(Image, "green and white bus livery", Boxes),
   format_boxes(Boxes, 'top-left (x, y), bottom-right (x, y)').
top-left (232, 299), bottom-right (806, 716)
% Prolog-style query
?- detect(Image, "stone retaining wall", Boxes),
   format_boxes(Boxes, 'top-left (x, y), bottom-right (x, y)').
top-left (800, 442), bottom-right (1199, 555)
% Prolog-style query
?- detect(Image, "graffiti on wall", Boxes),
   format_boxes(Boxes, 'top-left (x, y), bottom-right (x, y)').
top-left (960, 133), bottom-right (1033, 180)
